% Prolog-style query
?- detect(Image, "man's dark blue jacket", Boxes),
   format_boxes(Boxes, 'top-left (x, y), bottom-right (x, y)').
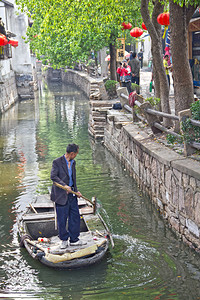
top-left (50, 155), bottom-right (78, 205)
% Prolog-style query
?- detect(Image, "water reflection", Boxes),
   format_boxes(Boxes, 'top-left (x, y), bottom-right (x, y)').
top-left (0, 80), bottom-right (200, 299)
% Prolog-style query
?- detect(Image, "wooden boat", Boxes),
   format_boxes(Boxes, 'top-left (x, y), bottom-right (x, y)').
top-left (18, 193), bottom-right (112, 269)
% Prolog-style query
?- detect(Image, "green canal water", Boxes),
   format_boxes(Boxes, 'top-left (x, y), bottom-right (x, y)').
top-left (0, 80), bottom-right (200, 300)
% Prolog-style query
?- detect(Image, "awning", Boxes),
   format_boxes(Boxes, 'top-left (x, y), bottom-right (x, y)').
top-left (189, 17), bottom-right (200, 32)
top-left (0, 0), bottom-right (14, 7)
top-left (6, 30), bottom-right (16, 37)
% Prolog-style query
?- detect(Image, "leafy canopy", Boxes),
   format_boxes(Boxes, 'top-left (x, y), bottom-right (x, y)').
top-left (16, 0), bottom-right (142, 67)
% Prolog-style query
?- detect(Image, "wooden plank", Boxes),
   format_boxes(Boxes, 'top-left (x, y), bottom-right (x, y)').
top-left (36, 194), bottom-right (51, 202)
top-left (83, 214), bottom-right (105, 232)
top-left (79, 207), bottom-right (94, 215)
top-left (27, 203), bottom-right (54, 209)
top-left (78, 198), bottom-right (87, 206)
top-left (22, 213), bottom-right (55, 221)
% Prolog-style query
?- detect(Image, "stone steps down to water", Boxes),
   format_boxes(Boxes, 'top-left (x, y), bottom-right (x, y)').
top-left (88, 80), bottom-right (118, 140)
top-left (88, 100), bottom-right (116, 140)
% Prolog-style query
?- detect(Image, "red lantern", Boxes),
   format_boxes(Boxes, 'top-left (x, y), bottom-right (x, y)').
top-left (126, 23), bottom-right (132, 30)
top-left (0, 34), bottom-right (8, 46)
top-left (157, 12), bottom-right (170, 26)
top-left (142, 22), bottom-right (147, 30)
top-left (122, 22), bottom-right (132, 30)
top-left (8, 39), bottom-right (18, 47)
top-left (122, 22), bottom-right (126, 29)
top-left (130, 27), bottom-right (143, 38)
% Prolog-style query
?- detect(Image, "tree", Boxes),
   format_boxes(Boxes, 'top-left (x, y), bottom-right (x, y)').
top-left (16, 0), bottom-right (142, 80)
top-left (141, 0), bottom-right (172, 128)
top-left (169, 1), bottom-right (198, 131)
top-left (141, 0), bottom-right (199, 129)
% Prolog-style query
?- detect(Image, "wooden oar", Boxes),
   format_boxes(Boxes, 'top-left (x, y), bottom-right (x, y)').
top-left (25, 238), bottom-right (46, 252)
top-left (53, 202), bottom-right (57, 230)
top-left (97, 213), bottom-right (115, 248)
top-left (29, 203), bottom-right (38, 214)
top-left (53, 182), bottom-right (95, 207)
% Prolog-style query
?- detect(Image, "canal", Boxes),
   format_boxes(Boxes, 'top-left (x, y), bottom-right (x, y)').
top-left (0, 80), bottom-right (200, 300)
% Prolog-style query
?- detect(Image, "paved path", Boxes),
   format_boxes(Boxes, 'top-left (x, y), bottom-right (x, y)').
top-left (140, 68), bottom-right (175, 114)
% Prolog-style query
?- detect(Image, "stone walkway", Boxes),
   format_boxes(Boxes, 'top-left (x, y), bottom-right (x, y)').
top-left (140, 68), bottom-right (175, 114)
top-left (135, 68), bottom-right (200, 161)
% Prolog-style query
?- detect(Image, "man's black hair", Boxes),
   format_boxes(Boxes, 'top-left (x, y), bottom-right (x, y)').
top-left (66, 143), bottom-right (79, 153)
top-left (132, 52), bottom-right (137, 58)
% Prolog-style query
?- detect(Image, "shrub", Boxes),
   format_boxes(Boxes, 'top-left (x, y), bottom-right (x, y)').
top-left (105, 80), bottom-right (118, 91)
top-left (104, 80), bottom-right (118, 98)
top-left (131, 83), bottom-right (140, 93)
top-left (182, 100), bottom-right (200, 143)
top-left (145, 97), bottom-right (160, 109)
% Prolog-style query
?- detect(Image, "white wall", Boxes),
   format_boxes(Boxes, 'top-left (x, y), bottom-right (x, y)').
top-left (0, 1), bottom-right (34, 75)
top-left (137, 33), bottom-right (152, 67)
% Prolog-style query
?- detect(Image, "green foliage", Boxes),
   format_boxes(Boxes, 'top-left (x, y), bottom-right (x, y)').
top-left (145, 97), bottom-right (161, 108)
top-left (190, 99), bottom-right (200, 120)
top-left (166, 134), bottom-right (177, 144)
top-left (131, 83), bottom-right (139, 90)
top-left (15, 0), bottom-right (142, 68)
top-left (105, 80), bottom-right (118, 91)
top-left (86, 59), bottom-right (95, 67)
top-left (181, 100), bottom-right (200, 143)
top-left (166, 134), bottom-right (183, 145)
top-left (169, 0), bottom-right (199, 7)
top-left (131, 83), bottom-right (140, 94)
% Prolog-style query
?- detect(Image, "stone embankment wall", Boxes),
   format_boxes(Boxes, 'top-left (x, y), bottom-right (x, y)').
top-left (16, 72), bottom-right (37, 100)
top-left (0, 72), bottom-right (37, 114)
top-left (0, 70), bottom-right (18, 114)
top-left (0, 64), bottom-right (38, 115)
top-left (54, 69), bottom-right (200, 253)
top-left (104, 110), bottom-right (200, 252)
top-left (60, 69), bottom-right (115, 139)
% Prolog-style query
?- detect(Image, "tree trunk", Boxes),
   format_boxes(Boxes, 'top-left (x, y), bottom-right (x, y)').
top-left (109, 43), bottom-right (117, 81)
top-left (169, 1), bottom-right (196, 115)
top-left (141, 0), bottom-right (172, 127)
top-left (152, 54), bottom-right (160, 99)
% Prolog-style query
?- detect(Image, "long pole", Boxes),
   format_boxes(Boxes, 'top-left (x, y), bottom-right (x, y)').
top-left (53, 182), bottom-right (95, 207)
top-left (97, 213), bottom-right (114, 248)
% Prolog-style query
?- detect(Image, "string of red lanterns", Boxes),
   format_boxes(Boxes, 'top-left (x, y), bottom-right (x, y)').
top-left (8, 39), bottom-right (19, 47)
top-left (122, 22), bottom-right (132, 30)
top-left (121, 22), bottom-right (144, 38)
top-left (0, 35), bottom-right (19, 47)
top-left (121, 11), bottom-right (169, 40)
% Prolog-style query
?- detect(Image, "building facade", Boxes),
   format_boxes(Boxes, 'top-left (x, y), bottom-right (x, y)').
top-left (0, 0), bottom-right (37, 114)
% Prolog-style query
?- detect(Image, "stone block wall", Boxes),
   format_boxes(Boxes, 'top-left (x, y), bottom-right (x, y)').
top-left (61, 69), bottom-right (91, 97)
top-left (0, 71), bottom-right (18, 114)
top-left (15, 74), bottom-right (36, 100)
top-left (60, 69), bottom-right (115, 140)
top-left (49, 68), bottom-right (200, 252)
top-left (104, 110), bottom-right (200, 252)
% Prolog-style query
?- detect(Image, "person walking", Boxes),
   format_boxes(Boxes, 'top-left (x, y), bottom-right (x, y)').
top-left (128, 52), bottom-right (140, 86)
top-left (138, 49), bottom-right (144, 69)
top-left (163, 54), bottom-right (172, 87)
top-left (117, 59), bottom-right (132, 94)
top-left (50, 143), bottom-right (84, 249)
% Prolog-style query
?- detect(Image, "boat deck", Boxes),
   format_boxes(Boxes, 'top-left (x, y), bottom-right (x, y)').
top-left (20, 194), bottom-right (109, 265)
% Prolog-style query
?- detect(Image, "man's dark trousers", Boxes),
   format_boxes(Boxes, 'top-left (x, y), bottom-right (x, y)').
top-left (56, 193), bottom-right (80, 242)
top-left (131, 75), bottom-right (140, 86)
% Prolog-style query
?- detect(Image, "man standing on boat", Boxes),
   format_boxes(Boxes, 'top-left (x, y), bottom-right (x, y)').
top-left (50, 143), bottom-right (84, 249)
